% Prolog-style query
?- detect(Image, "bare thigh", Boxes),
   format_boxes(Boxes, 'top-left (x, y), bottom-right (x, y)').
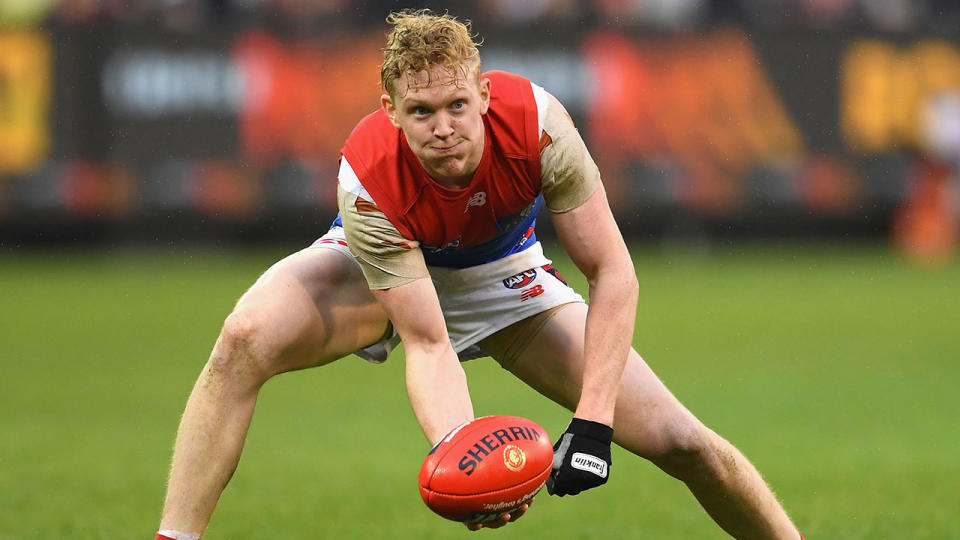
top-left (497, 302), bottom-right (703, 458)
top-left (227, 246), bottom-right (390, 375)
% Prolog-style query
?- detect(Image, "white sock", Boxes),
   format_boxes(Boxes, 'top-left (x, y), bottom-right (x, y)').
top-left (157, 530), bottom-right (200, 540)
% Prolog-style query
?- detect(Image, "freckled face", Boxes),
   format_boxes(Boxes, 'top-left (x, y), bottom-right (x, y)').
top-left (382, 66), bottom-right (490, 186)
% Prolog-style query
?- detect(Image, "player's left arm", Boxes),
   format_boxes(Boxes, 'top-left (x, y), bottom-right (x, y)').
top-left (540, 92), bottom-right (638, 427)
top-left (539, 92), bottom-right (638, 496)
top-left (554, 184), bottom-right (637, 425)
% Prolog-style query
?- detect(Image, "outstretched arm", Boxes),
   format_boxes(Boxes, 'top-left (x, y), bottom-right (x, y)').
top-left (539, 91), bottom-right (639, 428)
top-left (337, 179), bottom-right (473, 444)
top-left (372, 278), bottom-right (473, 444)
top-left (538, 90), bottom-right (638, 496)
top-left (338, 180), bottom-right (525, 529)
top-left (553, 183), bottom-right (638, 427)
top-left (375, 279), bottom-right (532, 530)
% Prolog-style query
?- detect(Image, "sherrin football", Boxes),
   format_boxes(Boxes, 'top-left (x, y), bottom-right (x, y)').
top-left (418, 415), bottom-right (553, 523)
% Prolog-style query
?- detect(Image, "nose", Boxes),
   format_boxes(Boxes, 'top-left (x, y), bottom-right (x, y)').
top-left (433, 112), bottom-right (455, 139)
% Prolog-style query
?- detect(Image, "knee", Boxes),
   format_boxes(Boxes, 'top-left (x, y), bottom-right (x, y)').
top-left (205, 309), bottom-right (287, 387)
top-left (646, 423), bottom-right (721, 483)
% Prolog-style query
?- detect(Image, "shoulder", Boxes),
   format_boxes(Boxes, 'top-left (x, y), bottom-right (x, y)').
top-left (538, 90), bottom-right (601, 214)
top-left (336, 184), bottom-right (428, 290)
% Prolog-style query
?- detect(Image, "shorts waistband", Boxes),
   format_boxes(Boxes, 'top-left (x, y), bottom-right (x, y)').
top-left (427, 243), bottom-right (551, 289)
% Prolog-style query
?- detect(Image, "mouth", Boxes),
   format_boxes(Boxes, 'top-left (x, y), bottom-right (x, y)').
top-left (432, 141), bottom-right (462, 153)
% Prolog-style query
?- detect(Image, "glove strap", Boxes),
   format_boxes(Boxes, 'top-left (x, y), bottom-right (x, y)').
top-left (567, 418), bottom-right (614, 444)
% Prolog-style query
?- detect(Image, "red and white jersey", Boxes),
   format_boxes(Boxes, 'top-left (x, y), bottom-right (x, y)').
top-left (338, 71), bottom-right (549, 268)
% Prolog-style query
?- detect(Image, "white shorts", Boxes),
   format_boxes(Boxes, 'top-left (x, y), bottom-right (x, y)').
top-left (311, 227), bottom-right (584, 362)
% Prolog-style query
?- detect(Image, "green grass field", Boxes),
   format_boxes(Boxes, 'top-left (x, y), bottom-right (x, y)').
top-left (1, 242), bottom-right (958, 539)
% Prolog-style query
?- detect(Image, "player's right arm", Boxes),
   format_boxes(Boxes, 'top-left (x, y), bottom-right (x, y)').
top-left (339, 181), bottom-right (523, 529)
top-left (337, 183), bottom-right (473, 445)
top-left (375, 281), bottom-right (526, 532)
top-left (373, 278), bottom-right (474, 444)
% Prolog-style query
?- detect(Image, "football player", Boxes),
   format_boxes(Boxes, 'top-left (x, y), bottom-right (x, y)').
top-left (156, 9), bottom-right (801, 540)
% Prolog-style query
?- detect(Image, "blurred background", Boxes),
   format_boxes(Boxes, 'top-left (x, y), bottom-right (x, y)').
top-left (3, 2), bottom-right (960, 539)
top-left (0, 0), bottom-right (958, 260)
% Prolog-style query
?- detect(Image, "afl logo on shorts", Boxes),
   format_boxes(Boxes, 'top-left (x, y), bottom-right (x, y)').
top-left (503, 269), bottom-right (537, 289)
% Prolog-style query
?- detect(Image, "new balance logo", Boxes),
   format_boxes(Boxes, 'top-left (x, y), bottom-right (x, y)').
top-left (570, 452), bottom-right (608, 478)
top-left (520, 285), bottom-right (544, 302)
top-left (464, 191), bottom-right (487, 213)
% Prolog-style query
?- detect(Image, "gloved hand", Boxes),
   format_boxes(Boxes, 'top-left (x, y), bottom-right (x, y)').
top-left (546, 418), bottom-right (613, 496)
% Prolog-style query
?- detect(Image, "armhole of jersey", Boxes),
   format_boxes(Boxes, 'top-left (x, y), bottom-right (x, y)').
top-left (531, 82), bottom-right (549, 139)
top-left (338, 156), bottom-right (376, 204)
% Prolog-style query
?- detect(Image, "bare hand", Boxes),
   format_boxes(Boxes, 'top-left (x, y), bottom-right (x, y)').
top-left (464, 502), bottom-right (531, 531)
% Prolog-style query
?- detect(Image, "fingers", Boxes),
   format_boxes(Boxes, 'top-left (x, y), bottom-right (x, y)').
top-left (484, 514), bottom-right (511, 529)
top-left (466, 513), bottom-right (509, 530)
top-left (508, 502), bottom-right (530, 522)
top-left (463, 503), bottom-right (531, 531)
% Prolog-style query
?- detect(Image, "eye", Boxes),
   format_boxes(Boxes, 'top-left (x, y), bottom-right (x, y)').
top-left (413, 106), bottom-right (429, 116)
top-left (451, 100), bottom-right (466, 111)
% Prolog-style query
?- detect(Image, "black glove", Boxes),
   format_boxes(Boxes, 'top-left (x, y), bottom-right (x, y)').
top-left (546, 418), bottom-right (613, 496)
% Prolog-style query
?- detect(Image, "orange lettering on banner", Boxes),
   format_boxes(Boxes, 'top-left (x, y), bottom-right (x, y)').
top-left (583, 30), bottom-right (802, 213)
top-left (0, 30), bottom-right (51, 175)
top-left (842, 39), bottom-right (960, 153)
top-left (841, 41), bottom-right (897, 152)
top-left (234, 31), bottom-right (383, 167)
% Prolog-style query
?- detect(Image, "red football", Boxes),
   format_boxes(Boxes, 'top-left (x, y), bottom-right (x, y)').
top-left (418, 415), bottom-right (553, 523)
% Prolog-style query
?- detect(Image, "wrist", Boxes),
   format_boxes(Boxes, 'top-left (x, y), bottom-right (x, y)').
top-left (568, 417), bottom-right (614, 444)
top-left (573, 392), bottom-right (617, 427)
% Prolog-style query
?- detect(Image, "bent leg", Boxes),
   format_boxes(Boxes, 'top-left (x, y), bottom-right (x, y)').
top-left (497, 302), bottom-right (799, 540)
top-left (159, 247), bottom-right (388, 535)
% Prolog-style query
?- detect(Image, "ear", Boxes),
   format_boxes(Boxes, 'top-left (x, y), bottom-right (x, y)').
top-left (478, 77), bottom-right (491, 115)
top-left (381, 93), bottom-right (401, 128)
